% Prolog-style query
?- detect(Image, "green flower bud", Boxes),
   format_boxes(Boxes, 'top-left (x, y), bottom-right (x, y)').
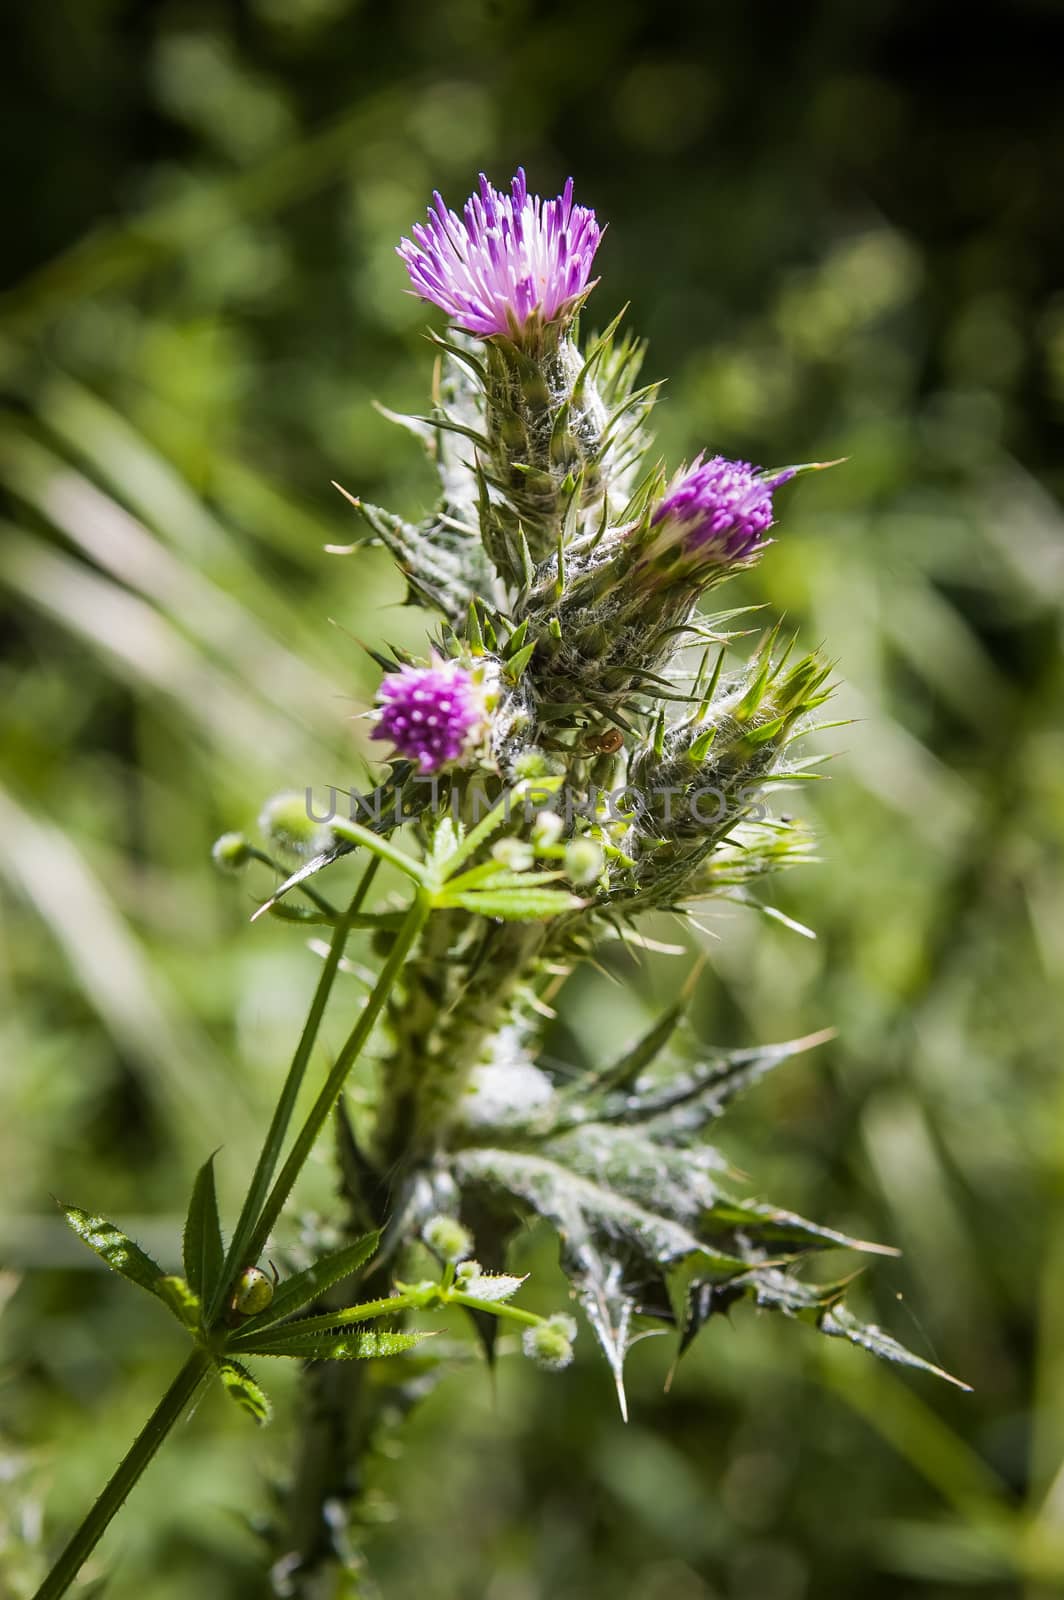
top-left (532, 810), bottom-right (564, 849)
top-left (564, 838), bottom-right (604, 886)
top-left (522, 1314), bottom-right (577, 1372)
top-left (232, 1266), bottom-right (275, 1316)
top-left (258, 792), bottom-right (333, 860)
top-left (492, 838), bottom-right (534, 872)
top-left (454, 1258), bottom-right (482, 1284)
top-left (423, 1215), bottom-right (474, 1263)
top-left (211, 832), bottom-right (252, 873)
top-left (513, 748), bottom-right (563, 780)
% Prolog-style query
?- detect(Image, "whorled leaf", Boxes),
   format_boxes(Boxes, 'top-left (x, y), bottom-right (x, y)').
top-left (182, 1153), bottom-right (224, 1303)
top-left (61, 1205), bottom-right (167, 1298)
top-left (156, 1275), bottom-right (202, 1330)
top-left (440, 887), bottom-right (584, 921)
top-left (240, 1328), bottom-right (428, 1362)
top-left (217, 1358), bottom-right (272, 1425)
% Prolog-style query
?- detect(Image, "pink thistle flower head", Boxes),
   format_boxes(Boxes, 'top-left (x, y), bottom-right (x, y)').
top-left (397, 169), bottom-right (602, 340)
top-left (650, 456), bottom-right (794, 565)
top-left (372, 660), bottom-right (485, 774)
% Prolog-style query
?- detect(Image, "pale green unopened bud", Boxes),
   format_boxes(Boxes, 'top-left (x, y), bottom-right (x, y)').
top-left (454, 1258), bottom-right (482, 1284)
top-left (513, 747), bottom-right (563, 780)
top-left (532, 810), bottom-right (564, 849)
top-left (423, 1215), bottom-right (474, 1263)
top-left (565, 838), bottom-right (604, 886)
top-left (258, 792), bottom-right (333, 859)
top-left (522, 1313), bottom-right (577, 1372)
top-left (212, 832), bottom-right (252, 873)
top-left (492, 838), bottom-right (534, 872)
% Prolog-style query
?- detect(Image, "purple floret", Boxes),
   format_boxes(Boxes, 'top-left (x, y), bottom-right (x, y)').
top-left (372, 662), bottom-right (483, 773)
top-left (652, 456), bottom-right (793, 563)
top-left (397, 168), bottom-right (602, 339)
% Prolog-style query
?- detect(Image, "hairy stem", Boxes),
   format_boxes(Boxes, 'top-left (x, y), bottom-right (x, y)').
top-left (280, 908), bottom-right (547, 1591)
top-left (373, 911), bottom-right (546, 1171)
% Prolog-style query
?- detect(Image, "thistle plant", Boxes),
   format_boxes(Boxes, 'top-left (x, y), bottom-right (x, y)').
top-left (34, 169), bottom-right (966, 1600)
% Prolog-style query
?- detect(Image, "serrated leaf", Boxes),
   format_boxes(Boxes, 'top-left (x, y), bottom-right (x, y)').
top-left (241, 1328), bottom-right (427, 1361)
top-left (182, 1153), bottom-right (223, 1302)
top-left (233, 1231), bottom-right (380, 1336)
top-left (61, 1205), bottom-right (166, 1298)
top-left (156, 1275), bottom-right (202, 1330)
top-left (444, 887), bottom-right (583, 921)
top-left (217, 1358), bottom-right (272, 1424)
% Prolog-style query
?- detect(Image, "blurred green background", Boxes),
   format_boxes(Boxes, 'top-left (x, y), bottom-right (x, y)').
top-left (2, 1), bottom-right (1063, 1596)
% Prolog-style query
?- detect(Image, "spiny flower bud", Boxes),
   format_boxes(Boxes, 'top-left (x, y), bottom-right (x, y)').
top-left (522, 1314), bottom-right (577, 1372)
top-left (258, 793), bottom-right (333, 860)
top-left (620, 645), bottom-right (832, 909)
top-left (398, 169), bottom-right (602, 342)
top-left (644, 455), bottom-right (794, 568)
top-left (372, 660), bottom-right (485, 774)
top-left (422, 1215), bottom-right (474, 1263)
top-left (211, 831), bottom-right (252, 873)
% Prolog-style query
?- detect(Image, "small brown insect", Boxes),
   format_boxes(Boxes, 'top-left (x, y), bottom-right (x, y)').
top-left (584, 727), bottom-right (624, 756)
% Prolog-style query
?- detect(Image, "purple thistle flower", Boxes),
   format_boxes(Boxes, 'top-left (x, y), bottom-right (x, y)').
top-left (397, 169), bottom-right (602, 340)
top-left (372, 661), bottom-right (484, 773)
top-left (650, 456), bottom-right (794, 564)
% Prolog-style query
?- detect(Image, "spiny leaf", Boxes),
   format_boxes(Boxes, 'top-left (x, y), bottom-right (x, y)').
top-left (233, 1232), bottom-right (380, 1336)
top-left (61, 1205), bottom-right (166, 1298)
top-left (818, 1301), bottom-right (970, 1391)
top-left (217, 1358), bottom-right (272, 1424)
top-left (596, 1028), bottom-right (837, 1132)
top-left (182, 1153), bottom-right (223, 1302)
top-left (729, 1267), bottom-right (969, 1390)
top-left (455, 1144), bottom-right (747, 1406)
top-left (578, 1004), bottom-right (684, 1097)
top-left (706, 1199), bottom-right (897, 1258)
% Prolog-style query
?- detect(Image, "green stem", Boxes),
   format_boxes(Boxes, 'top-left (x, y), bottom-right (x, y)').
top-left (32, 1351), bottom-right (212, 1600)
top-left (208, 860), bottom-right (380, 1323)
top-left (449, 1292), bottom-right (544, 1328)
top-left (245, 888), bottom-right (431, 1263)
